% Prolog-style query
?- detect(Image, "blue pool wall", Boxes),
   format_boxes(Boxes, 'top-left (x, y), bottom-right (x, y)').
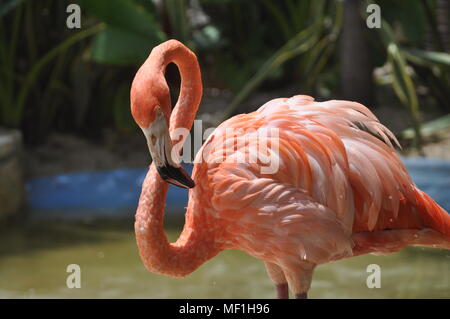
top-left (26, 158), bottom-right (450, 219)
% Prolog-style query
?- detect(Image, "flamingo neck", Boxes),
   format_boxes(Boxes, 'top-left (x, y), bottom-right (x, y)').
top-left (135, 166), bottom-right (219, 277)
top-left (135, 40), bottom-right (218, 277)
top-left (150, 40), bottom-right (203, 138)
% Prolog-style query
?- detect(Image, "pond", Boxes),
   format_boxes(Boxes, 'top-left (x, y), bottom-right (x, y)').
top-left (0, 218), bottom-right (448, 298)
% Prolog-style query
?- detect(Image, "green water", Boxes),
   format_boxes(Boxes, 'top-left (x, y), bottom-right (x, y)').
top-left (0, 219), bottom-right (449, 298)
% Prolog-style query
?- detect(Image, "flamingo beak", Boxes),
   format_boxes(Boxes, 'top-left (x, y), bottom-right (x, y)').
top-left (142, 107), bottom-right (195, 189)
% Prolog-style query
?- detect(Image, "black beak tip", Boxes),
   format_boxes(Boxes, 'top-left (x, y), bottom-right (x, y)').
top-left (156, 165), bottom-right (195, 189)
top-left (182, 178), bottom-right (196, 189)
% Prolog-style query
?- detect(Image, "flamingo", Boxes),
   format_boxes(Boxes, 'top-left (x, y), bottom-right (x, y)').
top-left (130, 39), bottom-right (450, 299)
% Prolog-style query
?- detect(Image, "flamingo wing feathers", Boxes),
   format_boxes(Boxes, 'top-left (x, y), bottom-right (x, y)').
top-left (198, 95), bottom-right (440, 239)
top-left (208, 170), bottom-right (353, 265)
top-left (257, 96), bottom-right (426, 232)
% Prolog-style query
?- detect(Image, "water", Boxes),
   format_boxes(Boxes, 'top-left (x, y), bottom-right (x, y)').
top-left (0, 219), bottom-right (449, 298)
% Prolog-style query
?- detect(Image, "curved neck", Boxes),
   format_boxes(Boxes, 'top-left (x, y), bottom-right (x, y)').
top-left (135, 166), bottom-right (218, 277)
top-left (135, 40), bottom-right (218, 277)
top-left (150, 40), bottom-right (202, 140)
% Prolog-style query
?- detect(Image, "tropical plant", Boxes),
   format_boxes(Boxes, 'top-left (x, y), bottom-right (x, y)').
top-left (1, 0), bottom-right (449, 150)
top-left (366, 0), bottom-right (450, 150)
top-left (200, 0), bottom-right (343, 123)
top-left (81, 0), bottom-right (167, 66)
top-left (0, 0), bottom-right (104, 142)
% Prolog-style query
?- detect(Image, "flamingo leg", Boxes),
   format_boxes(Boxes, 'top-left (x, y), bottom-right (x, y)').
top-left (265, 262), bottom-right (289, 299)
top-left (295, 292), bottom-right (308, 299)
top-left (276, 283), bottom-right (289, 299)
top-left (284, 262), bottom-right (315, 300)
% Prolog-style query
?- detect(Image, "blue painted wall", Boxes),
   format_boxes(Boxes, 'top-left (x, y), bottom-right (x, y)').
top-left (26, 158), bottom-right (450, 219)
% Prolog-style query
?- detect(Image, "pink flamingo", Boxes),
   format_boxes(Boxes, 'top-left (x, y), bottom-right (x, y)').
top-left (130, 40), bottom-right (450, 298)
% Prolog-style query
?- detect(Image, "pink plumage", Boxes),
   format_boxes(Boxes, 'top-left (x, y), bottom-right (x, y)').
top-left (131, 40), bottom-right (450, 299)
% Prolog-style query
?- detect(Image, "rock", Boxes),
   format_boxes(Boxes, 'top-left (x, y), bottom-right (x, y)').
top-left (0, 128), bottom-right (26, 222)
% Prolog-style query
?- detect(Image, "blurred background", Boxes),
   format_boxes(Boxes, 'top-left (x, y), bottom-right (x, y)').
top-left (0, 0), bottom-right (449, 298)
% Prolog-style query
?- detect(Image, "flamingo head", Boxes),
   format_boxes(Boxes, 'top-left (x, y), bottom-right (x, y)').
top-left (130, 71), bottom-right (195, 189)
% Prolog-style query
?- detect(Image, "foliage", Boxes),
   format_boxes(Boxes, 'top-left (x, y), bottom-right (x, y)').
top-left (198, 0), bottom-right (343, 123)
top-left (376, 18), bottom-right (423, 149)
top-left (81, 0), bottom-right (166, 65)
top-left (218, 0), bottom-right (343, 122)
top-left (0, 0), bottom-right (107, 142)
top-left (367, 0), bottom-right (450, 150)
top-left (1, 0), bottom-right (449, 149)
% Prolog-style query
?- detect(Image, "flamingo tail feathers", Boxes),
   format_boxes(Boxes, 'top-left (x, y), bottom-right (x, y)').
top-left (415, 189), bottom-right (450, 238)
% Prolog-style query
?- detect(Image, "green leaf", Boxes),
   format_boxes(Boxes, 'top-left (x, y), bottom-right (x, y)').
top-left (81, 0), bottom-right (166, 40)
top-left (388, 44), bottom-right (418, 114)
top-left (402, 114), bottom-right (450, 140)
top-left (91, 27), bottom-right (157, 65)
top-left (376, 0), bottom-right (426, 45)
top-left (402, 49), bottom-right (450, 67)
top-left (387, 42), bottom-right (422, 149)
top-left (218, 22), bottom-right (322, 123)
top-left (372, 16), bottom-right (423, 150)
top-left (11, 24), bottom-right (105, 128)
